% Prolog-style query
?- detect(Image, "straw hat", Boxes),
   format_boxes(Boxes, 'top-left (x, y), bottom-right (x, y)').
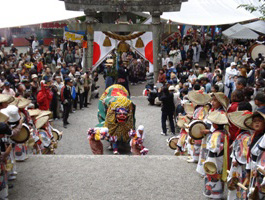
top-left (211, 92), bottom-right (230, 110)
top-left (1, 105), bottom-right (20, 123)
top-left (177, 116), bottom-right (191, 129)
top-left (228, 111), bottom-right (253, 130)
top-left (0, 94), bottom-right (15, 104)
top-left (35, 116), bottom-right (49, 129)
top-left (183, 103), bottom-right (196, 116)
top-left (0, 112), bottom-right (9, 123)
top-left (244, 111), bottom-right (265, 130)
top-left (207, 110), bottom-right (228, 125)
top-left (188, 90), bottom-right (211, 105)
top-left (28, 109), bottom-right (41, 117)
top-left (10, 97), bottom-right (31, 109)
top-left (36, 111), bottom-right (52, 120)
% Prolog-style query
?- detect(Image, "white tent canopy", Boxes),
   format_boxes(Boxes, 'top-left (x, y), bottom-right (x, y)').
top-left (222, 23), bottom-right (259, 39)
top-left (161, 0), bottom-right (262, 25)
top-left (0, 0), bottom-right (263, 29)
top-left (243, 20), bottom-right (265, 34)
top-left (0, 0), bottom-right (84, 29)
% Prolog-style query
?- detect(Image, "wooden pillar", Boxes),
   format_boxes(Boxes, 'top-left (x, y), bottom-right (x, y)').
top-left (151, 11), bottom-right (162, 83)
top-left (84, 12), bottom-right (96, 72)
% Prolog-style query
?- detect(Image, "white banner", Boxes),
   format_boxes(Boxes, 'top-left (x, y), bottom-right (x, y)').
top-left (63, 31), bottom-right (84, 43)
top-left (81, 31), bottom-right (116, 69)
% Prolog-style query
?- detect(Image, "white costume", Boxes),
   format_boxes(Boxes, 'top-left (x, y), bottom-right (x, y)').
top-left (224, 64), bottom-right (238, 97)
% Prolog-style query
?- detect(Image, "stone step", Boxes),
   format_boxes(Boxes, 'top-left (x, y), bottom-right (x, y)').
top-left (9, 155), bottom-right (205, 200)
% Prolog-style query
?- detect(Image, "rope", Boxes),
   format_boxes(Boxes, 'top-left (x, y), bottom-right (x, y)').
top-left (103, 31), bottom-right (145, 41)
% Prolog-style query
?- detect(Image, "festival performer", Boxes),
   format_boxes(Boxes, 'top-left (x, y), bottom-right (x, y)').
top-left (129, 126), bottom-right (148, 156)
top-left (34, 111), bottom-right (56, 155)
top-left (244, 111), bottom-right (265, 199)
top-left (27, 109), bottom-right (42, 154)
top-left (196, 92), bottom-right (229, 176)
top-left (1, 105), bottom-right (24, 181)
top-left (203, 111), bottom-right (229, 199)
top-left (186, 90), bottom-right (210, 163)
top-left (10, 97), bottom-right (31, 161)
top-left (227, 111), bottom-right (253, 200)
top-left (0, 120), bottom-right (13, 200)
top-left (97, 84), bottom-right (135, 155)
top-left (174, 115), bottom-right (191, 156)
top-left (87, 128), bottom-right (104, 155)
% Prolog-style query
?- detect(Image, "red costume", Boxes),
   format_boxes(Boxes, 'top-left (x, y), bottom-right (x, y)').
top-left (37, 61), bottom-right (43, 73)
top-left (37, 83), bottom-right (53, 110)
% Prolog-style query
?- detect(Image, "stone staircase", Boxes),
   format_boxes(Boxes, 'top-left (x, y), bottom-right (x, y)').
top-left (9, 155), bottom-right (205, 200)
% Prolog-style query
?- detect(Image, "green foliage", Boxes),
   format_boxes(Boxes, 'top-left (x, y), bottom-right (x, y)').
top-left (238, 0), bottom-right (265, 20)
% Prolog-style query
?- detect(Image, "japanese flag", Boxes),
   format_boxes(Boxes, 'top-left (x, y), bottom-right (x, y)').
top-left (129, 18), bottom-right (154, 72)
top-left (82, 31), bottom-right (116, 69)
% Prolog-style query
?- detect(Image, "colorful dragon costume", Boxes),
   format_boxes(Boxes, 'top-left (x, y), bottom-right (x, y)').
top-left (97, 84), bottom-right (136, 142)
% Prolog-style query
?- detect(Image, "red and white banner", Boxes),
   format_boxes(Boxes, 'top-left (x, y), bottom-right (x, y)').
top-left (82, 31), bottom-right (116, 69)
top-left (93, 31), bottom-right (116, 67)
top-left (128, 18), bottom-right (154, 71)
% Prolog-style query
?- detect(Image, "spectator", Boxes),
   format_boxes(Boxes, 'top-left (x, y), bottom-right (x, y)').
top-left (157, 69), bottom-right (166, 85)
top-left (2, 82), bottom-right (15, 96)
top-left (158, 86), bottom-right (175, 136)
top-left (215, 74), bottom-right (224, 92)
top-left (188, 69), bottom-right (197, 83)
top-left (211, 84), bottom-right (219, 93)
top-left (254, 92), bottom-right (265, 114)
top-left (32, 37), bottom-right (39, 51)
top-left (36, 82), bottom-right (53, 110)
top-left (61, 78), bottom-right (73, 128)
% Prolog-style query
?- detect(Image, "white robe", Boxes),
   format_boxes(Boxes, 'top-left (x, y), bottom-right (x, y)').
top-left (224, 67), bottom-right (238, 97)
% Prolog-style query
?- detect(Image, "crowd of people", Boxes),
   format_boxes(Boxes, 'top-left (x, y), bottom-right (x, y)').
top-left (154, 39), bottom-right (265, 198)
top-left (0, 30), bottom-right (265, 198)
top-left (0, 37), bottom-right (103, 199)
top-left (0, 38), bottom-right (100, 128)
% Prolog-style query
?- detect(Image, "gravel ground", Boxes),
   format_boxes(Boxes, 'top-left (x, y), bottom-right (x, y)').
top-left (53, 74), bottom-right (174, 156)
top-left (54, 97), bottom-right (173, 155)
top-left (54, 96), bottom-right (173, 156)
top-left (9, 155), bottom-right (205, 200)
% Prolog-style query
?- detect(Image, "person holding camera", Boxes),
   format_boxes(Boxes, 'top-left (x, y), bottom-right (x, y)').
top-left (74, 71), bottom-right (84, 110)
top-left (36, 81), bottom-right (53, 110)
top-left (62, 78), bottom-right (73, 128)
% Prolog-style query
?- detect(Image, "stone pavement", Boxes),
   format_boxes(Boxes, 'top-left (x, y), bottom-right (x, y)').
top-left (9, 155), bottom-right (205, 200)
top-left (53, 75), bottom-right (173, 156)
top-left (54, 95), bottom-right (173, 156)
